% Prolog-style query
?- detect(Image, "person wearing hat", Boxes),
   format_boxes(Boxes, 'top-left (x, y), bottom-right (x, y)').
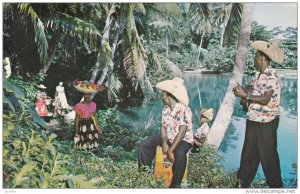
top-left (35, 84), bottom-right (49, 118)
top-left (192, 108), bottom-right (214, 152)
top-left (73, 80), bottom-right (104, 153)
top-left (233, 40), bottom-right (283, 188)
top-left (138, 77), bottom-right (193, 188)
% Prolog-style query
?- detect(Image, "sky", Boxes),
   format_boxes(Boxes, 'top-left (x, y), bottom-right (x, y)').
top-left (252, 2), bottom-right (297, 30)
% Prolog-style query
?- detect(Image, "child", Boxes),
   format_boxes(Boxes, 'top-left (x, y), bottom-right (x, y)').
top-left (192, 108), bottom-right (214, 153)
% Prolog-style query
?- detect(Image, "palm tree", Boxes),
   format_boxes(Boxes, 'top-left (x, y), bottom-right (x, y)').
top-left (212, 3), bottom-right (233, 48)
top-left (4, 3), bottom-right (104, 74)
top-left (188, 3), bottom-right (212, 61)
top-left (206, 3), bottom-right (254, 148)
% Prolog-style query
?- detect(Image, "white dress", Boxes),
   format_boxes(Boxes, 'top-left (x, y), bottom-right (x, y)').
top-left (54, 85), bottom-right (69, 112)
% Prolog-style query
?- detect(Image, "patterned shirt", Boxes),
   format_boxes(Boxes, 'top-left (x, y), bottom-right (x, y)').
top-left (161, 103), bottom-right (193, 144)
top-left (248, 66), bottom-right (281, 123)
top-left (195, 123), bottom-right (209, 138)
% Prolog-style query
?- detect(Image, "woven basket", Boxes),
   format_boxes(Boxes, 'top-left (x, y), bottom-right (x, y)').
top-left (74, 84), bottom-right (98, 94)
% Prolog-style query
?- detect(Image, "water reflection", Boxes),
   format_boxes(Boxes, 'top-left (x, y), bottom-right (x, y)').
top-left (184, 73), bottom-right (232, 129)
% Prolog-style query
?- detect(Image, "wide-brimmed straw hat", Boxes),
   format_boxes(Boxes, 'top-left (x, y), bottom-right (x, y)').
top-left (156, 77), bottom-right (189, 106)
top-left (73, 80), bottom-right (105, 94)
top-left (250, 39), bottom-right (284, 64)
top-left (201, 108), bottom-right (214, 121)
top-left (37, 84), bottom-right (47, 89)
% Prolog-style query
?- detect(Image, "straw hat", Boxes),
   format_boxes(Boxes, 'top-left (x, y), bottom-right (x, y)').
top-left (250, 39), bottom-right (284, 64)
top-left (156, 77), bottom-right (189, 106)
top-left (201, 108), bottom-right (214, 121)
top-left (37, 84), bottom-right (47, 89)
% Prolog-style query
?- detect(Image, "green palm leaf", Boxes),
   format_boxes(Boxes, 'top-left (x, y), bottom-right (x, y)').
top-left (122, 5), bottom-right (147, 83)
top-left (18, 3), bottom-right (48, 64)
top-left (152, 3), bottom-right (181, 16)
top-left (107, 74), bottom-right (123, 102)
top-left (45, 12), bottom-right (102, 51)
top-left (223, 3), bottom-right (243, 45)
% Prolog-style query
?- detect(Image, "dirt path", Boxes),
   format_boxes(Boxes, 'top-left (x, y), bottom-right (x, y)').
top-left (48, 119), bottom-right (74, 140)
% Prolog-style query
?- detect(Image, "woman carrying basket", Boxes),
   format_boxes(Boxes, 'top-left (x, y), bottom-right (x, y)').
top-left (73, 80), bottom-right (105, 153)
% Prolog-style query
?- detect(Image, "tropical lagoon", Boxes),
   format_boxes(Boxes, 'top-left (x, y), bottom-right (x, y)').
top-left (118, 72), bottom-right (298, 188)
top-left (3, 2), bottom-right (297, 190)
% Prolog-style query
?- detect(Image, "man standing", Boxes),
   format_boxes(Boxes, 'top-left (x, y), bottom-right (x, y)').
top-left (233, 40), bottom-right (284, 188)
top-left (138, 77), bottom-right (193, 188)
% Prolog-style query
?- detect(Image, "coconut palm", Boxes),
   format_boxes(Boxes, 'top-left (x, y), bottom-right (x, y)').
top-left (206, 3), bottom-right (254, 148)
top-left (4, 3), bottom-right (104, 74)
top-left (188, 3), bottom-right (212, 61)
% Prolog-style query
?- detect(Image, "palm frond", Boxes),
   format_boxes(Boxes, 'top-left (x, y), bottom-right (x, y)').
top-left (18, 3), bottom-right (48, 64)
top-left (177, 3), bottom-right (191, 14)
top-left (223, 3), bottom-right (243, 45)
top-left (107, 74), bottom-right (123, 102)
top-left (149, 19), bottom-right (173, 28)
top-left (132, 3), bottom-right (146, 15)
top-left (149, 52), bottom-right (162, 73)
top-left (45, 12), bottom-right (102, 51)
top-left (121, 5), bottom-right (154, 97)
top-left (152, 3), bottom-right (182, 16)
top-left (188, 3), bottom-right (210, 19)
top-left (122, 5), bottom-right (147, 83)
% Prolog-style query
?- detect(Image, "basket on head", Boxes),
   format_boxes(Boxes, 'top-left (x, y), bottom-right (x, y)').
top-left (73, 80), bottom-right (105, 94)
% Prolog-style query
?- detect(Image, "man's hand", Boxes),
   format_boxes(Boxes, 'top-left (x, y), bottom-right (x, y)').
top-left (233, 84), bottom-right (247, 98)
top-left (167, 149), bottom-right (175, 163)
top-left (162, 142), bottom-right (169, 154)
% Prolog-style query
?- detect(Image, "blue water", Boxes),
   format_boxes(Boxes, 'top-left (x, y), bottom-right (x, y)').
top-left (118, 73), bottom-right (298, 188)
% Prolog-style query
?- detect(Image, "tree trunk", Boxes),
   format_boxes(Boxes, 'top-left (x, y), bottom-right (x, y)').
top-left (197, 32), bottom-right (204, 61)
top-left (89, 4), bottom-right (116, 83)
top-left (90, 20), bottom-right (124, 101)
top-left (166, 32), bottom-right (168, 57)
top-left (220, 6), bottom-right (232, 48)
top-left (206, 3), bottom-right (253, 149)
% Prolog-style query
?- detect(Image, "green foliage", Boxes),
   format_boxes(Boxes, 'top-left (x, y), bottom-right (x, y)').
top-left (203, 47), bottom-right (236, 72)
top-left (188, 145), bottom-right (237, 188)
top-left (3, 3), bottom-right (297, 189)
top-left (97, 107), bottom-right (146, 157)
top-left (17, 3), bottom-right (49, 64)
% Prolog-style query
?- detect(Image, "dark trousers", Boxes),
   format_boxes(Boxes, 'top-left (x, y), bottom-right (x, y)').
top-left (237, 117), bottom-right (283, 188)
top-left (138, 133), bottom-right (191, 188)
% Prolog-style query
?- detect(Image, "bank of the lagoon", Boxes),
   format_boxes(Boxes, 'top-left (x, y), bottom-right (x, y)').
top-left (187, 72), bottom-right (297, 188)
top-left (119, 72), bottom-right (297, 188)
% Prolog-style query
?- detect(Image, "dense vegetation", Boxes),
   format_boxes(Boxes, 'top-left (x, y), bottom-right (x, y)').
top-left (3, 3), bottom-right (297, 188)
top-left (4, 75), bottom-right (241, 188)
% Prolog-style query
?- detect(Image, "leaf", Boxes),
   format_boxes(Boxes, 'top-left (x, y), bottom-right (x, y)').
top-left (3, 79), bottom-right (25, 99)
top-left (18, 3), bottom-right (48, 64)
top-left (66, 179), bottom-right (74, 188)
top-left (3, 149), bottom-right (9, 157)
top-left (13, 161), bottom-right (35, 187)
top-left (3, 96), bottom-right (15, 112)
top-left (32, 115), bottom-right (48, 129)
top-left (48, 133), bottom-right (58, 142)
